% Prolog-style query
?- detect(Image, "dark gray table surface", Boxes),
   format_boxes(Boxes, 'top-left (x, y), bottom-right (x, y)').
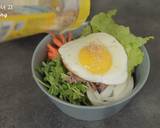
top-left (0, 0), bottom-right (160, 128)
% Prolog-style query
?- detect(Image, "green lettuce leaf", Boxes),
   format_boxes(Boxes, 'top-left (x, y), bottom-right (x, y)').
top-left (82, 9), bottom-right (154, 73)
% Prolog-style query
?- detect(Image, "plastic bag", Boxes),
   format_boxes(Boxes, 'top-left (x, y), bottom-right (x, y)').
top-left (0, 0), bottom-right (90, 42)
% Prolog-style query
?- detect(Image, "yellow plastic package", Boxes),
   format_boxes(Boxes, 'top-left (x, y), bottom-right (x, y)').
top-left (0, 0), bottom-right (90, 42)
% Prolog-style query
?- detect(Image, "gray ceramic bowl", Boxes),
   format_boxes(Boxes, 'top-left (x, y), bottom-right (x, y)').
top-left (31, 26), bottom-right (150, 121)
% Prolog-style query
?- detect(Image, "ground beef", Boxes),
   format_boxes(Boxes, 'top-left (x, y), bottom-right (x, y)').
top-left (66, 72), bottom-right (87, 83)
top-left (65, 72), bottom-right (108, 93)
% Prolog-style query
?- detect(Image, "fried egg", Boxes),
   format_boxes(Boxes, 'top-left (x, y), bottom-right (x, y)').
top-left (59, 32), bottom-right (128, 85)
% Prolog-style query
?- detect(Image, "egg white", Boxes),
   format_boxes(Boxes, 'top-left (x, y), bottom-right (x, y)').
top-left (59, 32), bottom-right (128, 85)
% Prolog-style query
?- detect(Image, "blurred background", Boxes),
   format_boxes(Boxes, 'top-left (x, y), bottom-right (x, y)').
top-left (0, 0), bottom-right (159, 128)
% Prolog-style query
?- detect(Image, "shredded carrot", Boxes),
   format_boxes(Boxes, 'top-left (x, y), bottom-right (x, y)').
top-left (47, 44), bottom-right (57, 53)
top-left (47, 44), bottom-right (58, 60)
top-left (58, 34), bottom-right (65, 44)
top-left (53, 38), bottom-right (63, 47)
top-left (48, 52), bottom-right (57, 60)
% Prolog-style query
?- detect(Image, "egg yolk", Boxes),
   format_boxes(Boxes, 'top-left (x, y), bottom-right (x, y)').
top-left (79, 43), bottom-right (112, 75)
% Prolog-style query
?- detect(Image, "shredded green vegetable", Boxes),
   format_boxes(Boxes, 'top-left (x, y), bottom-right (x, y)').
top-left (36, 57), bottom-right (91, 105)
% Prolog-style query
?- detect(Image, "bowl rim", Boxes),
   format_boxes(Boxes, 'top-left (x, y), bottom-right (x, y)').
top-left (31, 34), bottom-right (150, 110)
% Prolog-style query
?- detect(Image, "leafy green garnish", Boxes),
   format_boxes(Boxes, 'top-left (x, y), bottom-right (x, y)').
top-left (82, 9), bottom-right (154, 73)
top-left (36, 57), bottom-right (90, 105)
